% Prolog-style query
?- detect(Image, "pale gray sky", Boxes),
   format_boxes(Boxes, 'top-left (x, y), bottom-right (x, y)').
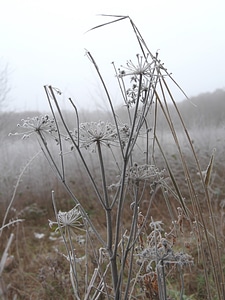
top-left (1, 0), bottom-right (225, 112)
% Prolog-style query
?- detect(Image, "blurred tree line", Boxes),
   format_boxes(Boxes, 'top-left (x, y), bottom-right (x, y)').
top-left (0, 81), bottom-right (225, 136)
top-left (177, 89), bottom-right (225, 128)
top-left (154, 89), bottom-right (225, 130)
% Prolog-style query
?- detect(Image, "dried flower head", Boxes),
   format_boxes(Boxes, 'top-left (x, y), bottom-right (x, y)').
top-left (117, 53), bottom-right (167, 108)
top-left (118, 54), bottom-right (154, 78)
top-left (136, 218), bottom-right (194, 276)
top-left (11, 115), bottom-right (57, 139)
top-left (126, 163), bottom-right (164, 185)
top-left (74, 121), bottom-right (116, 149)
top-left (70, 121), bottom-right (130, 150)
top-left (49, 205), bottom-right (83, 235)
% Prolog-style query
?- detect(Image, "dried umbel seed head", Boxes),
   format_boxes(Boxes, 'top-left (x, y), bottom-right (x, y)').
top-left (11, 115), bottom-right (57, 139)
top-left (126, 164), bottom-right (164, 185)
top-left (116, 51), bottom-right (169, 108)
top-left (49, 205), bottom-right (84, 235)
top-left (69, 121), bottom-right (130, 150)
top-left (118, 53), bottom-right (154, 78)
top-left (173, 252), bottom-right (194, 267)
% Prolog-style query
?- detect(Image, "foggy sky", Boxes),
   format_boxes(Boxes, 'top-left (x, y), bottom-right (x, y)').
top-left (1, 0), bottom-right (225, 112)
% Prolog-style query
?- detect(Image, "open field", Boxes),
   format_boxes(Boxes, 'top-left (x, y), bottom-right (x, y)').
top-left (1, 90), bottom-right (225, 299)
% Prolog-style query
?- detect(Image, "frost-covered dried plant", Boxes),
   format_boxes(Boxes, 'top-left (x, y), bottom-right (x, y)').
top-left (12, 115), bottom-right (57, 140)
top-left (118, 53), bottom-right (165, 79)
top-left (117, 53), bottom-right (167, 108)
top-left (68, 121), bottom-right (130, 151)
top-left (49, 200), bottom-right (88, 299)
top-left (49, 205), bottom-right (84, 235)
top-left (13, 15), bottom-right (225, 300)
top-left (126, 163), bottom-right (164, 186)
top-left (135, 215), bottom-right (194, 299)
top-left (126, 77), bottom-right (152, 106)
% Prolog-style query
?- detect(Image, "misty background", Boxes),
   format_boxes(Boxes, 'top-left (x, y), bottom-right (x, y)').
top-left (1, 0), bottom-right (225, 203)
top-left (0, 0), bottom-right (225, 112)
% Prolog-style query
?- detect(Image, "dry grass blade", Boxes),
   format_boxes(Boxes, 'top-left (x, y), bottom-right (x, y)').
top-left (87, 15), bottom-right (129, 32)
top-left (204, 148), bottom-right (215, 187)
